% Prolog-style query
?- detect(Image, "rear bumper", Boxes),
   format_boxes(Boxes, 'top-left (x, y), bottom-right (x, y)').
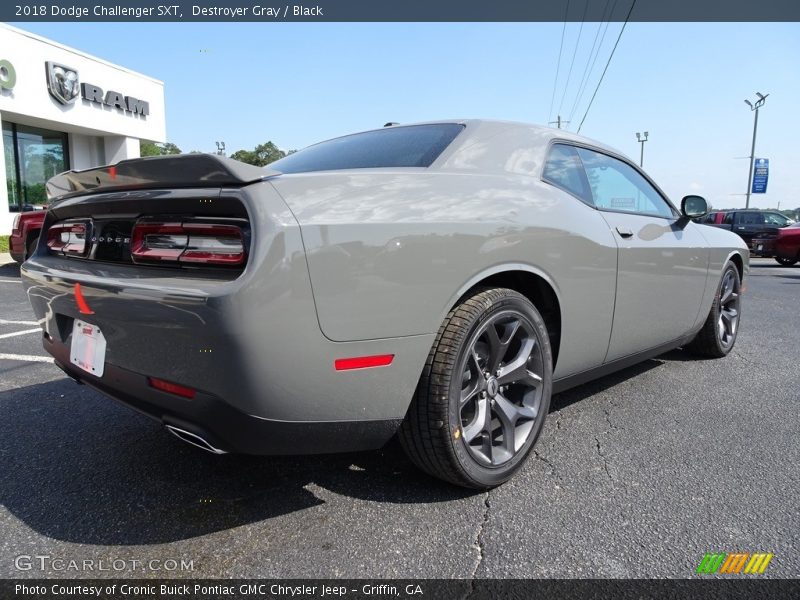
top-left (45, 333), bottom-right (401, 455)
top-left (750, 237), bottom-right (776, 257)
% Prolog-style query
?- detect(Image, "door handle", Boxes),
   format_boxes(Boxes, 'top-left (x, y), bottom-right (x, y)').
top-left (616, 226), bottom-right (634, 238)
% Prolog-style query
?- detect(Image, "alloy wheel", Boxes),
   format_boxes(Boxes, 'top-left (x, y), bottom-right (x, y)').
top-left (458, 311), bottom-right (545, 466)
top-left (717, 269), bottom-right (740, 349)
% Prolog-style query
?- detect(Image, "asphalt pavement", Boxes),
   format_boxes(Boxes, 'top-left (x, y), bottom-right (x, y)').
top-left (0, 255), bottom-right (797, 579)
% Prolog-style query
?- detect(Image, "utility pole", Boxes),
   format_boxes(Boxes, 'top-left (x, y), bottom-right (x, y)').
top-left (744, 92), bottom-right (768, 209)
top-left (215, 141), bottom-right (226, 156)
top-left (635, 131), bottom-right (649, 167)
top-left (549, 115), bottom-right (569, 129)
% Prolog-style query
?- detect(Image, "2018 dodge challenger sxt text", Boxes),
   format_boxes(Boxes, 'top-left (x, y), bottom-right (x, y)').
top-left (21, 120), bottom-right (748, 488)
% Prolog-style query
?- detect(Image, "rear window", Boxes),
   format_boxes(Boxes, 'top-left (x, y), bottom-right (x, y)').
top-left (269, 123), bottom-right (464, 174)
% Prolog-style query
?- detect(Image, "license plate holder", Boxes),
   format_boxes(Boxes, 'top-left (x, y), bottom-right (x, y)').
top-left (70, 320), bottom-right (107, 377)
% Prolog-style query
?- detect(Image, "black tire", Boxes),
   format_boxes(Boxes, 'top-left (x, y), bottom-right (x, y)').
top-left (26, 236), bottom-right (39, 260)
top-left (399, 288), bottom-right (552, 489)
top-left (775, 256), bottom-right (798, 267)
top-left (685, 261), bottom-right (742, 358)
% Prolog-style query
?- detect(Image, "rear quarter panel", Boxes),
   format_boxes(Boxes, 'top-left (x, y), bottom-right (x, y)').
top-left (270, 170), bottom-right (619, 379)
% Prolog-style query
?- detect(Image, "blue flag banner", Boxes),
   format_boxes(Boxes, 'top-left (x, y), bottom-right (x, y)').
top-left (752, 158), bottom-right (769, 194)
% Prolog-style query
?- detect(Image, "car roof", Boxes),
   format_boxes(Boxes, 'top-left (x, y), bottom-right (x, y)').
top-left (358, 118), bottom-right (627, 160)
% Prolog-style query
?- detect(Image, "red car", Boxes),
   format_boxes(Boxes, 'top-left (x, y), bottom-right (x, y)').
top-left (752, 222), bottom-right (800, 266)
top-left (9, 209), bottom-right (46, 263)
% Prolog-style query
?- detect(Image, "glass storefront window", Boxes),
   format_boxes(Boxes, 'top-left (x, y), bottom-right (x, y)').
top-left (2, 121), bottom-right (69, 212)
top-left (2, 122), bottom-right (18, 210)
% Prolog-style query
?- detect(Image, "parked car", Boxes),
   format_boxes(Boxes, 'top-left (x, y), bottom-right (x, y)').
top-left (9, 209), bottom-right (46, 263)
top-left (21, 120), bottom-right (749, 488)
top-left (699, 209), bottom-right (794, 253)
top-left (753, 222), bottom-right (800, 266)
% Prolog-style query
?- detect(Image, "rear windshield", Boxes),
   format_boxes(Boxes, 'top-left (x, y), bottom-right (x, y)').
top-left (269, 123), bottom-right (464, 174)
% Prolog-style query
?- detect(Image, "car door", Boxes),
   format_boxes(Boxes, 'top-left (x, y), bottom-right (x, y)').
top-left (762, 211), bottom-right (791, 238)
top-left (574, 147), bottom-right (709, 362)
top-left (735, 211), bottom-right (766, 246)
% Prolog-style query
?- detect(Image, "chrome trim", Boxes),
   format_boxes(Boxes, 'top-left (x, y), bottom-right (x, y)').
top-left (165, 424), bottom-right (227, 454)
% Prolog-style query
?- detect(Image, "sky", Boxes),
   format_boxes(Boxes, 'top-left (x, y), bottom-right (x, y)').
top-left (15, 21), bottom-right (800, 210)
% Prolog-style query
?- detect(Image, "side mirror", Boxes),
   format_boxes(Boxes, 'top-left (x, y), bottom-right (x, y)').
top-left (681, 195), bottom-right (710, 219)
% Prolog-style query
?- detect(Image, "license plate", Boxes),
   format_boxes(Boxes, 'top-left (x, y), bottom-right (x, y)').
top-left (757, 244), bottom-right (763, 251)
top-left (70, 320), bottom-right (107, 377)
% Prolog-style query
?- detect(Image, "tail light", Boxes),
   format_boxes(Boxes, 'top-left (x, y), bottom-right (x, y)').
top-left (47, 221), bottom-right (89, 256)
top-left (12, 214), bottom-right (21, 232)
top-left (131, 220), bottom-right (245, 266)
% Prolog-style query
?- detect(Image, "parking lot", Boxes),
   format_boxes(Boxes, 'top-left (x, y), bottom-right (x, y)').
top-left (0, 255), bottom-right (797, 579)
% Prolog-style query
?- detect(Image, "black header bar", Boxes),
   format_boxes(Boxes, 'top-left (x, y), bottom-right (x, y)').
top-left (3, 0), bottom-right (800, 22)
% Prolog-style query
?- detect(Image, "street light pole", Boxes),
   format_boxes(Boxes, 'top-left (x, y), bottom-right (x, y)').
top-left (635, 131), bottom-right (649, 167)
top-left (744, 92), bottom-right (768, 209)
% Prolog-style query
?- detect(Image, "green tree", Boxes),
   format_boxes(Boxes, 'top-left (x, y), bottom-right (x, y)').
top-left (140, 141), bottom-right (182, 156)
top-left (230, 141), bottom-right (288, 166)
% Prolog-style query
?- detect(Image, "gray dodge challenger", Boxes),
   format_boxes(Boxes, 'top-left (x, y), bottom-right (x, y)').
top-left (21, 120), bottom-right (748, 488)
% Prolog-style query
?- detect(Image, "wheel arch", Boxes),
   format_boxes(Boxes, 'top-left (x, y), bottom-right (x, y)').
top-left (726, 251), bottom-right (745, 280)
top-left (445, 265), bottom-right (563, 371)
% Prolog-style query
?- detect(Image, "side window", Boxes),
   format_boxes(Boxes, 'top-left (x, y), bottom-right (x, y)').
top-left (764, 212), bottom-right (789, 226)
top-left (575, 148), bottom-right (675, 218)
top-left (724, 213), bottom-right (734, 225)
top-left (740, 212), bottom-right (763, 225)
top-left (542, 144), bottom-right (592, 204)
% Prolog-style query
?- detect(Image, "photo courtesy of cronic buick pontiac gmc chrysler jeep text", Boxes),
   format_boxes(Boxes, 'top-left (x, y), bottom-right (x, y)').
top-left (21, 120), bottom-right (748, 488)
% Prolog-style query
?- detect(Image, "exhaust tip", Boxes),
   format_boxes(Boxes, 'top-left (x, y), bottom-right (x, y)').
top-left (165, 424), bottom-right (227, 455)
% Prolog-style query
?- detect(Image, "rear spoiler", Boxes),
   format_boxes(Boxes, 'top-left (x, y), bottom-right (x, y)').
top-left (46, 154), bottom-right (281, 201)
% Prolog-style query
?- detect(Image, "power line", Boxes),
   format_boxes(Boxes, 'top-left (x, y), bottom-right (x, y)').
top-left (567, 0), bottom-right (617, 125)
top-left (547, 0), bottom-right (571, 122)
top-left (557, 0), bottom-right (589, 118)
top-left (577, 0), bottom-right (637, 134)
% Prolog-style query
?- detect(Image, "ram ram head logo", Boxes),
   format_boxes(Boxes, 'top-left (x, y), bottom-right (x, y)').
top-left (46, 62), bottom-right (80, 105)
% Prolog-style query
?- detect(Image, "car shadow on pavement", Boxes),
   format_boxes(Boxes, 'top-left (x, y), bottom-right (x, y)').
top-left (775, 274), bottom-right (800, 282)
top-left (2, 353), bottom-right (684, 546)
top-left (0, 262), bottom-right (21, 277)
top-left (750, 261), bottom-right (798, 269)
top-left (549, 358), bottom-right (664, 412)
top-left (0, 379), bottom-right (471, 546)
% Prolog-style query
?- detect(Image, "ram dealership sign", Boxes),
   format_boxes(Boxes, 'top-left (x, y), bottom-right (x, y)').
top-left (0, 58), bottom-right (16, 90)
top-left (45, 61), bottom-right (149, 116)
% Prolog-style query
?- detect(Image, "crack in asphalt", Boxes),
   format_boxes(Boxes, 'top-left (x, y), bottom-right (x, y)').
top-left (468, 490), bottom-right (491, 585)
top-left (594, 435), bottom-right (614, 482)
top-left (733, 349), bottom-right (769, 368)
top-left (603, 396), bottom-right (625, 431)
top-left (533, 449), bottom-right (559, 479)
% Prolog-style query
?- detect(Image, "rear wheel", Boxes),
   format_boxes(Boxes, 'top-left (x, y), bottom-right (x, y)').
top-left (399, 288), bottom-right (552, 489)
top-left (686, 261), bottom-right (741, 358)
top-left (775, 256), bottom-right (798, 267)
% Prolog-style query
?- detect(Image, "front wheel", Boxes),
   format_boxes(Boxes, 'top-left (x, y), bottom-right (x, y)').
top-left (399, 288), bottom-right (552, 489)
top-left (775, 256), bottom-right (798, 267)
top-left (685, 261), bottom-right (742, 358)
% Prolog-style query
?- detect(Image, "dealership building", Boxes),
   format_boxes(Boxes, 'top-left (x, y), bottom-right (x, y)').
top-left (0, 24), bottom-right (166, 235)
